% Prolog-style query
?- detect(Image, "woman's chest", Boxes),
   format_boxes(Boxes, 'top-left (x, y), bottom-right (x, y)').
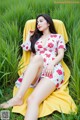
top-left (35, 38), bottom-right (57, 51)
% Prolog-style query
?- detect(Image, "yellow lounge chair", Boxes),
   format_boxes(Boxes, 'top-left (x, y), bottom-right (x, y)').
top-left (12, 19), bottom-right (77, 118)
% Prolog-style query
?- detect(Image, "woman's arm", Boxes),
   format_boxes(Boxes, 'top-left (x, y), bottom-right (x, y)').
top-left (30, 52), bottom-right (35, 62)
top-left (26, 31), bottom-right (34, 41)
top-left (45, 49), bottom-right (64, 76)
top-left (21, 31), bottom-right (34, 51)
top-left (51, 49), bottom-right (64, 66)
top-left (51, 35), bottom-right (66, 66)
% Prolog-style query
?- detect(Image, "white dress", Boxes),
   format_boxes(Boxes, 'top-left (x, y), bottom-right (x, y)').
top-left (15, 34), bottom-right (66, 89)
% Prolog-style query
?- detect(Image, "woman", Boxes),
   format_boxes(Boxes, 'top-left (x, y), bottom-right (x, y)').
top-left (0, 14), bottom-right (66, 120)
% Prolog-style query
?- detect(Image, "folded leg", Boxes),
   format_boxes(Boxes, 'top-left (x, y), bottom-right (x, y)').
top-left (0, 55), bottom-right (43, 109)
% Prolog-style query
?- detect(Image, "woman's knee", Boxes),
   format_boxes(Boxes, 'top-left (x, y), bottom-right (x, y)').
top-left (27, 95), bottom-right (39, 105)
top-left (32, 55), bottom-right (43, 65)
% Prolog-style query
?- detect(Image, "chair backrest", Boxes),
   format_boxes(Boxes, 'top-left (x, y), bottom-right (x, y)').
top-left (23, 19), bottom-right (68, 43)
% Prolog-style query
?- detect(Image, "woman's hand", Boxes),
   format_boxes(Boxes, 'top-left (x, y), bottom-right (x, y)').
top-left (45, 63), bottom-right (54, 77)
top-left (27, 30), bottom-right (34, 38)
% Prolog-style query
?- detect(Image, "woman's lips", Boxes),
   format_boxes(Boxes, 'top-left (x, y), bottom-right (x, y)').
top-left (37, 26), bottom-right (41, 29)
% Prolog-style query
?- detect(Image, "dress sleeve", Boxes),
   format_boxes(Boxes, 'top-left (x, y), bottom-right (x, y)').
top-left (57, 34), bottom-right (66, 51)
top-left (21, 38), bottom-right (31, 51)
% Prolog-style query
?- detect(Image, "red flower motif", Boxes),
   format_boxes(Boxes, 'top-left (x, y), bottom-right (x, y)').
top-left (56, 83), bottom-right (59, 88)
top-left (50, 34), bottom-right (57, 38)
top-left (44, 58), bottom-right (46, 62)
top-left (49, 74), bottom-right (53, 78)
top-left (52, 58), bottom-right (55, 60)
top-left (59, 45), bottom-right (64, 49)
top-left (48, 43), bottom-right (54, 48)
top-left (40, 51), bottom-right (45, 54)
top-left (61, 80), bottom-right (64, 84)
top-left (45, 54), bottom-right (51, 58)
top-left (56, 69), bottom-right (62, 75)
top-left (54, 35), bottom-right (57, 37)
top-left (49, 50), bottom-right (52, 52)
top-left (44, 48), bottom-right (47, 51)
top-left (18, 78), bottom-right (22, 82)
top-left (26, 46), bottom-right (29, 49)
top-left (38, 45), bottom-right (42, 48)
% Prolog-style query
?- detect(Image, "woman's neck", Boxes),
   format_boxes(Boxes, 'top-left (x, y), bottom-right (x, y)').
top-left (42, 29), bottom-right (51, 37)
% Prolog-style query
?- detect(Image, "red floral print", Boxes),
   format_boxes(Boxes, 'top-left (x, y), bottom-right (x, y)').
top-left (40, 51), bottom-right (45, 54)
top-left (50, 34), bottom-right (57, 38)
top-left (19, 34), bottom-right (65, 89)
top-left (52, 58), bottom-right (55, 60)
top-left (45, 54), bottom-right (51, 58)
top-left (48, 43), bottom-right (54, 48)
top-left (44, 48), bottom-right (47, 51)
top-left (49, 50), bottom-right (52, 52)
top-left (56, 69), bottom-right (62, 75)
top-left (38, 44), bottom-right (43, 48)
top-left (44, 58), bottom-right (46, 62)
top-left (49, 74), bottom-right (53, 79)
top-left (61, 80), bottom-right (64, 84)
top-left (26, 46), bottom-right (29, 49)
top-left (56, 83), bottom-right (59, 88)
top-left (59, 45), bottom-right (64, 49)
top-left (18, 78), bottom-right (22, 82)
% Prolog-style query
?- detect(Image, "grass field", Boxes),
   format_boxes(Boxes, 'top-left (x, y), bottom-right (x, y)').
top-left (0, 0), bottom-right (80, 120)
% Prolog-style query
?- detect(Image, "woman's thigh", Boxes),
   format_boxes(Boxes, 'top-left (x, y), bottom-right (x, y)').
top-left (31, 66), bottom-right (43, 85)
top-left (29, 77), bottom-right (56, 104)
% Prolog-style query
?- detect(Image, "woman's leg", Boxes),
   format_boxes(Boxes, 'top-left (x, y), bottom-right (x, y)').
top-left (24, 77), bottom-right (56, 120)
top-left (0, 55), bottom-right (43, 108)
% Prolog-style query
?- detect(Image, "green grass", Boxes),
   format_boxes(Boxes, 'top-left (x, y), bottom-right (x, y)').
top-left (0, 0), bottom-right (80, 119)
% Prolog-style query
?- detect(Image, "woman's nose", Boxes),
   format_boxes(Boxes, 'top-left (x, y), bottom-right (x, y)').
top-left (37, 23), bottom-right (40, 26)
top-left (37, 22), bottom-right (41, 26)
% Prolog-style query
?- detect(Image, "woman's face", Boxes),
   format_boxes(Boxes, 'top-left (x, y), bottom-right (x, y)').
top-left (37, 16), bottom-right (49, 32)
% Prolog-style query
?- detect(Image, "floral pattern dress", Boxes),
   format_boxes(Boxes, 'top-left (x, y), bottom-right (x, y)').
top-left (15, 34), bottom-right (66, 89)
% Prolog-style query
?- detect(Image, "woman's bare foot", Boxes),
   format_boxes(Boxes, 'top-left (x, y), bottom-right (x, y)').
top-left (0, 96), bottom-right (23, 108)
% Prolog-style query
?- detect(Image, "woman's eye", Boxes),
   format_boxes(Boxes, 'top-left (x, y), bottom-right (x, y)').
top-left (37, 19), bottom-right (43, 24)
top-left (40, 20), bottom-right (43, 22)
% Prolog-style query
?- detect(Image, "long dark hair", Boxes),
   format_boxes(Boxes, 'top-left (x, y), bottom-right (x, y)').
top-left (30, 14), bottom-right (57, 54)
